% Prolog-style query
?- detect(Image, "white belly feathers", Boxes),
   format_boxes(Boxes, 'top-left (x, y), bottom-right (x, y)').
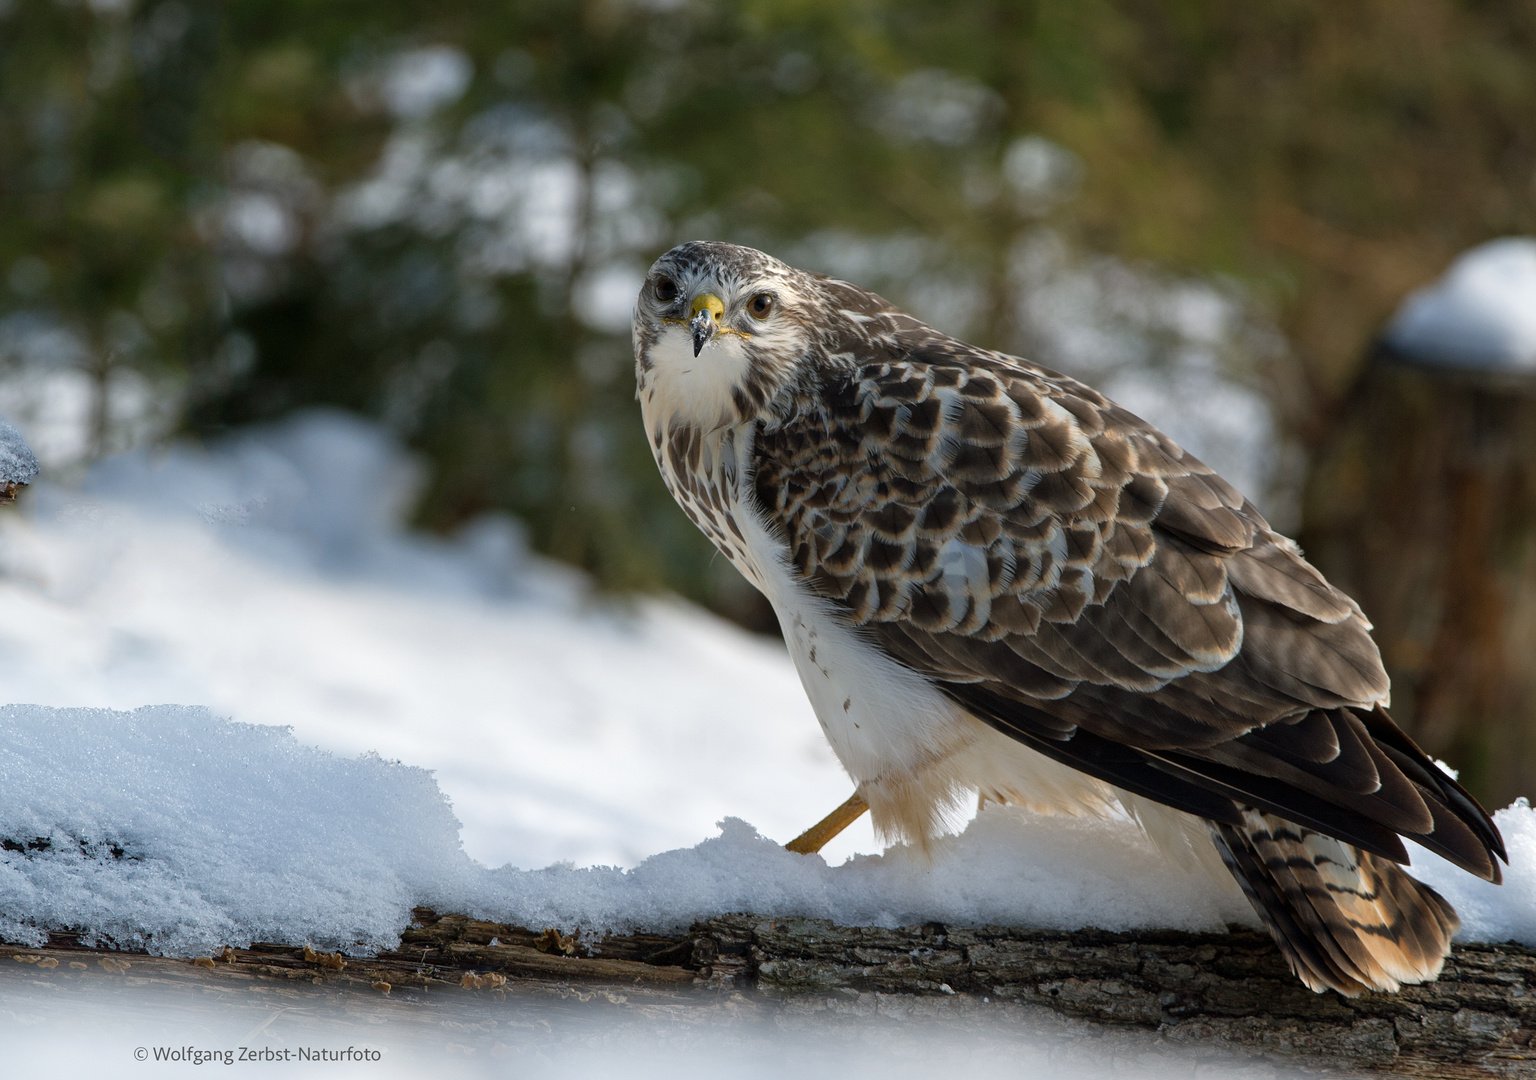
top-left (642, 407), bottom-right (1127, 846)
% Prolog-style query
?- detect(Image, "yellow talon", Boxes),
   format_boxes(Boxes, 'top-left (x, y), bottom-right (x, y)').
top-left (786, 791), bottom-right (869, 855)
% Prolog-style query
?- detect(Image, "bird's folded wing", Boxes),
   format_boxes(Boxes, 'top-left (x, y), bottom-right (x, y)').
top-left (752, 340), bottom-right (1504, 880)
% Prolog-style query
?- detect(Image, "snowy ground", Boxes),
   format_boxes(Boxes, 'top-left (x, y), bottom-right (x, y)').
top-left (0, 966), bottom-right (1306, 1080)
top-left (0, 410), bottom-right (1531, 963)
top-left (0, 409), bottom-right (866, 871)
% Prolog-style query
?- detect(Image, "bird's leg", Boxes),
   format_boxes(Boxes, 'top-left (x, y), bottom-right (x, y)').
top-left (785, 791), bottom-right (869, 855)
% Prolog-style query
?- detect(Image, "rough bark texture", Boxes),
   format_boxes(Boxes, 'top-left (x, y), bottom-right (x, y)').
top-left (1300, 357), bottom-right (1536, 807)
top-left (3, 910), bottom-right (1532, 1076)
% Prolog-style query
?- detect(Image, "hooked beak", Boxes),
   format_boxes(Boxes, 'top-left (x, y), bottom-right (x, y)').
top-left (688, 293), bottom-right (724, 356)
top-left (690, 311), bottom-right (714, 357)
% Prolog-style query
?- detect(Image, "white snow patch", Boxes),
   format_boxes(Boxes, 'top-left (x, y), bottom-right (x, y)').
top-left (474, 808), bottom-right (1259, 940)
top-left (381, 46), bottom-right (473, 120)
top-left (1406, 798), bottom-right (1536, 947)
top-left (0, 414), bottom-right (38, 486)
top-left (0, 704), bottom-right (475, 956)
top-left (1384, 237), bottom-right (1536, 372)
top-left (0, 703), bottom-right (1258, 956)
top-left (0, 971), bottom-right (1293, 1080)
top-left (0, 409), bottom-right (870, 869)
top-left (2, 702), bottom-right (1530, 956)
top-left (873, 70), bottom-right (1002, 147)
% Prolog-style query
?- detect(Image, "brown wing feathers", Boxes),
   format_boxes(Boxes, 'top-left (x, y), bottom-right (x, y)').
top-left (753, 345), bottom-right (1505, 930)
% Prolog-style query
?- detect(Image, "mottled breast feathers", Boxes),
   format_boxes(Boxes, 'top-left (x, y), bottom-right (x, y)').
top-left (754, 347), bottom-right (1376, 725)
top-left (752, 338), bottom-right (1503, 883)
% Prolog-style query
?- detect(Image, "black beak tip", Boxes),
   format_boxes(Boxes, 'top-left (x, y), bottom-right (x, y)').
top-left (690, 314), bottom-right (712, 356)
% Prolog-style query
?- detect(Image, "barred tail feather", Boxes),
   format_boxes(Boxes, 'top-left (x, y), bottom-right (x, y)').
top-left (1211, 808), bottom-right (1460, 996)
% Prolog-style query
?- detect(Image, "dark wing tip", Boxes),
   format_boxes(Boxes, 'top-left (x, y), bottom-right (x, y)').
top-left (1359, 705), bottom-right (1508, 872)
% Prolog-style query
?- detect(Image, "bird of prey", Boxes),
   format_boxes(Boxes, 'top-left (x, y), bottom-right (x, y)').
top-left (631, 241), bottom-right (1505, 996)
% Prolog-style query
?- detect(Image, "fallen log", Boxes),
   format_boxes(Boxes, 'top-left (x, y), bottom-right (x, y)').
top-left (2, 910), bottom-right (1531, 1077)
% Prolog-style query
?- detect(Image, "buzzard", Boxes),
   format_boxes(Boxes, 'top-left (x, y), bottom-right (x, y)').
top-left (631, 241), bottom-right (1505, 995)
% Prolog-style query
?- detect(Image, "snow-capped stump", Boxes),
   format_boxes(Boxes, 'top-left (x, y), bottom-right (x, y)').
top-left (1382, 238), bottom-right (1536, 375)
top-left (0, 416), bottom-right (39, 504)
top-left (1303, 237), bottom-right (1536, 811)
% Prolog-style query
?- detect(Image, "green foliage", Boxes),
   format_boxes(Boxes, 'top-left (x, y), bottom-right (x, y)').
top-left (3, 0), bottom-right (1534, 619)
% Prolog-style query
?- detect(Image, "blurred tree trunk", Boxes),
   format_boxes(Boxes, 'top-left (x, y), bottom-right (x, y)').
top-left (1299, 359), bottom-right (1536, 808)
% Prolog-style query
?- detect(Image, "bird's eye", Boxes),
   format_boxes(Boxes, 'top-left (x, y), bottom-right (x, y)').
top-left (654, 277), bottom-right (678, 303)
top-left (748, 293), bottom-right (774, 320)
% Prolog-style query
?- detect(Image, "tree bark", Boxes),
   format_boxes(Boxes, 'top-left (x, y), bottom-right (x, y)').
top-left (1300, 357), bottom-right (1536, 808)
top-left (5, 910), bottom-right (1532, 1076)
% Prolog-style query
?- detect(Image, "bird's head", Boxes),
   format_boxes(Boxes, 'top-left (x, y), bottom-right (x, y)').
top-left (632, 241), bottom-right (876, 432)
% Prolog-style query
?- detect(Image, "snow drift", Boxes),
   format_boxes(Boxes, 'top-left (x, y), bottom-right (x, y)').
top-left (0, 409), bottom-right (860, 870)
top-left (1, 703), bottom-right (1532, 958)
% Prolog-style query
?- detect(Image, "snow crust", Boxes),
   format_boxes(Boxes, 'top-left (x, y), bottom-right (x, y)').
top-left (0, 702), bottom-right (1258, 955)
top-left (1406, 799), bottom-right (1536, 947)
top-left (0, 415), bottom-right (39, 487)
top-left (0, 704), bottom-right (474, 955)
top-left (1384, 237), bottom-right (1536, 372)
top-left (473, 810), bottom-right (1259, 940)
top-left (2, 702), bottom-right (1531, 956)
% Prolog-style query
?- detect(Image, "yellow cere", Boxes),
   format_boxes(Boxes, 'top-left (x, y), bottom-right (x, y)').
top-left (689, 293), bottom-right (725, 320)
top-left (662, 292), bottom-right (753, 339)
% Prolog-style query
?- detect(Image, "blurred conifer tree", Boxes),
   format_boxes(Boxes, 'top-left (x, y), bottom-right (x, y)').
top-left (3, 0), bottom-right (1535, 628)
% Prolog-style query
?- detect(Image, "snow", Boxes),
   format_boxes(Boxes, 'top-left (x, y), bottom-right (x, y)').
top-left (472, 808), bottom-right (1258, 941)
top-left (2, 701), bottom-right (1530, 958)
top-left (0, 409), bottom-right (1531, 958)
top-left (381, 46), bottom-right (474, 120)
top-left (0, 409), bottom-right (866, 871)
top-left (0, 970), bottom-right (1296, 1080)
top-left (0, 704), bottom-right (473, 956)
top-left (1383, 237), bottom-right (1536, 372)
top-left (0, 316), bottom-right (178, 471)
top-left (0, 702), bottom-right (1257, 956)
top-left (0, 414), bottom-right (38, 488)
top-left (1406, 799), bottom-right (1536, 947)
